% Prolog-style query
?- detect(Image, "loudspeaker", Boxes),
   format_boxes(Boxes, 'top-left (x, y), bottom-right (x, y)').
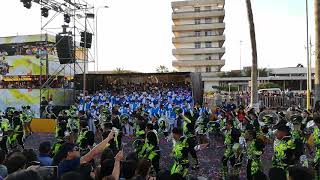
top-left (56, 35), bottom-right (75, 64)
top-left (80, 31), bottom-right (93, 48)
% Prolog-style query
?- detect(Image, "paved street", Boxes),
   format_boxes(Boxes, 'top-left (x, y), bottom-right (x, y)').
top-left (25, 133), bottom-right (274, 179)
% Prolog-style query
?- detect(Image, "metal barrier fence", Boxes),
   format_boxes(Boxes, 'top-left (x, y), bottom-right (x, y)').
top-left (204, 95), bottom-right (314, 109)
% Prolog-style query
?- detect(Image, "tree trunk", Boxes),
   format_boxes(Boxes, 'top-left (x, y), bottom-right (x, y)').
top-left (246, 0), bottom-right (258, 110)
top-left (315, 0), bottom-right (320, 107)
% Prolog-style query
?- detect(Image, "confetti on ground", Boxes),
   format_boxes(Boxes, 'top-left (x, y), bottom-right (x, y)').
top-left (25, 133), bottom-right (274, 179)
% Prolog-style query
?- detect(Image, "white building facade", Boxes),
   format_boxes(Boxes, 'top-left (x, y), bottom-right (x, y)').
top-left (171, 0), bottom-right (226, 92)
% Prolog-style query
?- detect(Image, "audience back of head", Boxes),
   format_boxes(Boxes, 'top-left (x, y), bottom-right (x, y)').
top-left (5, 169), bottom-right (42, 180)
top-left (39, 141), bottom-right (51, 154)
top-left (268, 167), bottom-right (286, 180)
top-left (60, 171), bottom-right (84, 180)
top-left (4, 152), bottom-right (26, 174)
top-left (287, 166), bottom-right (313, 180)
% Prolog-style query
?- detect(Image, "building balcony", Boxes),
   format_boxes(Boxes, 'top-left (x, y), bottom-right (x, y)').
top-left (172, 0), bottom-right (225, 8)
top-left (201, 72), bottom-right (220, 77)
top-left (172, 59), bottom-right (225, 67)
top-left (172, 35), bottom-right (225, 43)
top-left (172, 47), bottom-right (225, 55)
top-left (172, 10), bottom-right (225, 20)
top-left (172, 23), bottom-right (225, 32)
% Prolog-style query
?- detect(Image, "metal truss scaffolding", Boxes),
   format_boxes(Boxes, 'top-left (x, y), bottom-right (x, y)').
top-left (33, 0), bottom-right (95, 107)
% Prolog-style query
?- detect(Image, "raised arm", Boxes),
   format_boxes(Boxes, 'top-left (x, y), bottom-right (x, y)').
top-left (112, 150), bottom-right (124, 180)
top-left (80, 130), bottom-right (115, 164)
top-left (182, 115), bottom-right (191, 124)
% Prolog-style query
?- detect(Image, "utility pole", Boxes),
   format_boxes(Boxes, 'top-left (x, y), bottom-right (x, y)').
top-left (83, 6), bottom-right (87, 96)
top-left (315, 0), bottom-right (320, 106)
top-left (306, 0), bottom-right (311, 110)
top-left (95, 6), bottom-right (108, 71)
top-left (309, 38), bottom-right (313, 109)
top-left (240, 40), bottom-right (243, 71)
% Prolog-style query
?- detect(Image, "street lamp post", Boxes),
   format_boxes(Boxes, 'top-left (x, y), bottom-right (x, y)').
top-left (95, 6), bottom-right (109, 71)
top-left (306, 0), bottom-right (311, 110)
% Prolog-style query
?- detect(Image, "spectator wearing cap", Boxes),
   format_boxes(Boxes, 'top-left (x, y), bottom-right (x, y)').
top-left (38, 141), bottom-right (52, 166)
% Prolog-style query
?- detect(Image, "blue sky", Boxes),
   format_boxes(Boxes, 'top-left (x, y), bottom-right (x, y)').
top-left (0, 0), bottom-right (315, 72)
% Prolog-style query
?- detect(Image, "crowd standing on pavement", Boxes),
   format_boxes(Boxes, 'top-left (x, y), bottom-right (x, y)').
top-left (0, 82), bottom-right (319, 179)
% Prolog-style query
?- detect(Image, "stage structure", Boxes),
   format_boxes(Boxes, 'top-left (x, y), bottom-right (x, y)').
top-left (35, 0), bottom-right (95, 101)
top-left (0, 0), bottom-right (95, 117)
top-left (0, 34), bottom-right (76, 117)
top-left (74, 72), bottom-right (204, 105)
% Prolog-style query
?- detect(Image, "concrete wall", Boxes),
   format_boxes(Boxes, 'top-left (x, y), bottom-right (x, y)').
top-left (178, 65), bottom-right (220, 73)
top-left (178, 67), bottom-right (196, 72)
top-left (175, 31), bottom-right (195, 37)
top-left (174, 18), bottom-right (219, 25)
top-left (204, 81), bottom-right (219, 92)
top-left (175, 42), bottom-right (220, 49)
top-left (177, 42), bottom-right (196, 49)
top-left (174, 19), bottom-right (195, 25)
top-left (176, 54), bottom-right (220, 60)
top-left (174, 30), bottom-right (221, 38)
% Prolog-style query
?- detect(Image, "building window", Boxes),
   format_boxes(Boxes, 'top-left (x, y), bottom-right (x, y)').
top-left (205, 18), bottom-right (212, 24)
top-left (213, 31), bottom-right (220, 35)
top-left (205, 55), bottom-right (212, 60)
top-left (195, 19), bottom-right (201, 24)
top-left (206, 66), bottom-right (211, 72)
top-left (205, 41), bottom-right (212, 48)
top-left (194, 7), bottom-right (200, 12)
top-left (195, 42), bottom-right (201, 49)
top-left (194, 54), bottom-right (201, 60)
top-left (204, 6), bottom-right (211, 11)
top-left (194, 31), bottom-right (201, 37)
top-left (205, 30), bottom-right (213, 36)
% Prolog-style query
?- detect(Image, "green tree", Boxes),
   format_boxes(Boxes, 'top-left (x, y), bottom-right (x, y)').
top-left (113, 67), bottom-right (125, 74)
top-left (258, 82), bottom-right (280, 89)
top-left (244, 68), bottom-right (268, 77)
top-left (259, 68), bottom-right (269, 77)
top-left (156, 65), bottom-right (169, 73)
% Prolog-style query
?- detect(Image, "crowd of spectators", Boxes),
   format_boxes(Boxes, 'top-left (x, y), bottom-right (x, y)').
top-left (0, 78), bottom-right (71, 89)
top-left (0, 46), bottom-right (56, 58)
top-left (205, 90), bottom-right (314, 110)
top-left (0, 81), bottom-right (318, 180)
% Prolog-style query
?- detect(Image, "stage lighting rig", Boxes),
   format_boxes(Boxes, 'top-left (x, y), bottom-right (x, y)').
top-left (21, 0), bottom-right (32, 9)
top-left (64, 14), bottom-right (71, 23)
top-left (41, 7), bottom-right (49, 18)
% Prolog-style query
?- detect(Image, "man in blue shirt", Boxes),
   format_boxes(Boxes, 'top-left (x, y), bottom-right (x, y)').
top-left (57, 131), bottom-right (115, 177)
top-left (38, 141), bottom-right (53, 166)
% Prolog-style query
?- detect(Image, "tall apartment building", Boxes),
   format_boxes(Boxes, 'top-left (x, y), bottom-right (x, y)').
top-left (172, 0), bottom-right (225, 92)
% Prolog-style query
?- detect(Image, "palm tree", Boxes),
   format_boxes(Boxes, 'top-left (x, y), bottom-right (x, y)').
top-left (245, 0), bottom-right (258, 109)
top-left (315, 0), bottom-right (320, 105)
top-left (113, 67), bottom-right (125, 74)
top-left (156, 65), bottom-right (169, 73)
top-left (296, 63), bottom-right (304, 68)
